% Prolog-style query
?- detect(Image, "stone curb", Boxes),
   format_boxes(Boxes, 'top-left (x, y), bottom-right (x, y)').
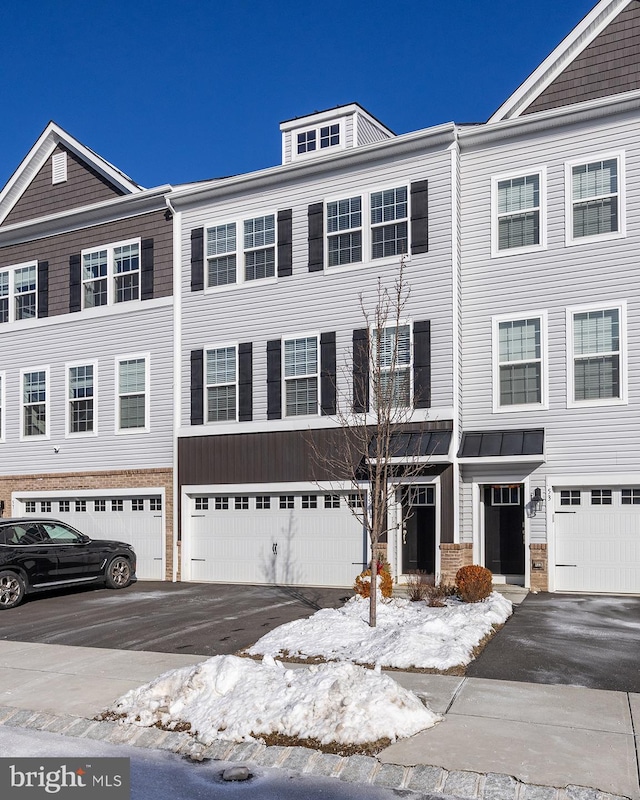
top-left (0, 706), bottom-right (630, 800)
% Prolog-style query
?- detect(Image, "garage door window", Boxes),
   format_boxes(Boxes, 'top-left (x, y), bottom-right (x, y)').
top-left (95, 500), bottom-right (106, 512)
top-left (280, 496), bottom-right (294, 509)
top-left (560, 490), bottom-right (581, 505)
top-left (59, 501), bottom-right (70, 513)
top-left (215, 497), bottom-right (229, 510)
top-left (621, 489), bottom-right (640, 504)
top-left (324, 495), bottom-right (340, 508)
top-left (256, 496), bottom-right (270, 509)
top-left (150, 498), bottom-right (162, 511)
top-left (591, 489), bottom-right (612, 505)
top-left (75, 500), bottom-right (86, 512)
top-left (302, 495), bottom-right (317, 509)
top-left (235, 497), bottom-right (249, 510)
top-left (111, 499), bottom-right (124, 511)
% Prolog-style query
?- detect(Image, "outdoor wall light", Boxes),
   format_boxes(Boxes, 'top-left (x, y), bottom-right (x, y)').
top-left (531, 487), bottom-right (544, 515)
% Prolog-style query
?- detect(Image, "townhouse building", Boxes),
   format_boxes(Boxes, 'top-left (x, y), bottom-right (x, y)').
top-left (0, 123), bottom-right (175, 580)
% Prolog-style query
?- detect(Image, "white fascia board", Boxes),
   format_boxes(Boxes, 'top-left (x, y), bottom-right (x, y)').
top-left (170, 123), bottom-right (456, 208)
top-left (461, 89), bottom-right (640, 150)
top-left (15, 487), bottom-right (166, 499)
top-left (0, 122), bottom-right (143, 225)
top-left (456, 455), bottom-right (547, 465)
top-left (279, 103), bottom-right (394, 136)
top-left (550, 473), bottom-right (640, 487)
top-left (0, 185), bottom-right (172, 248)
top-left (489, 0), bottom-right (629, 123)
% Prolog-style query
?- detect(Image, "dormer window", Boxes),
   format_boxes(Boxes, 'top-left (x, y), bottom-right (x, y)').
top-left (295, 122), bottom-right (342, 159)
top-left (297, 130), bottom-right (317, 154)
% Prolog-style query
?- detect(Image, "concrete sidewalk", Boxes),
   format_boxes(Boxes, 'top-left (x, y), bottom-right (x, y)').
top-left (0, 640), bottom-right (637, 799)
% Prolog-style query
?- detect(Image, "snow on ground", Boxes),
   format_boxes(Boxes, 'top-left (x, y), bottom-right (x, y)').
top-left (109, 654), bottom-right (440, 746)
top-left (248, 591), bottom-right (513, 670)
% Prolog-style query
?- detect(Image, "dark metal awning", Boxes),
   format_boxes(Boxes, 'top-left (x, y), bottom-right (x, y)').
top-left (368, 429), bottom-right (452, 460)
top-left (457, 428), bottom-right (544, 460)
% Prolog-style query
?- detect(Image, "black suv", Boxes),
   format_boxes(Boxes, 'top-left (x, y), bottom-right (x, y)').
top-left (0, 518), bottom-right (136, 609)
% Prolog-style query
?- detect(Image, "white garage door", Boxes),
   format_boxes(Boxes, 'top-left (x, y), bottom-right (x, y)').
top-left (18, 494), bottom-right (165, 580)
top-left (185, 491), bottom-right (367, 587)
top-left (554, 487), bottom-right (640, 593)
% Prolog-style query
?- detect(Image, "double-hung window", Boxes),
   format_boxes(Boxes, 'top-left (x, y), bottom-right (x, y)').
top-left (568, 304), bottom-right (626, 405)
top-left (283, 335), bottom-right (319, 416)
top-left (67, 363), bottom-right (96, 436)
top-left (371, 187), bottom-right (408, 259)
top-left (206, 345), bottom-right (237, 422)
top-left (117, 355), bottom-right (149, 432)
top-left (21, 368), bottom-right (48, 438)
top-left (0, 262), bottom-right (37, 323)
top-left (206, 215), bottom-right (275, 288)
top-left (494, 316), bottom-right (545, 410)
top-left (492, 172), bottom-right (544, 255)
top-left (327, 197), bottom-right (362, 267)
top-left (566, 155), bottom-right (624, 244)
top-left (374, 324), bottom-right (411, 408)
top-left (82, 239), bottom-right (140, 308)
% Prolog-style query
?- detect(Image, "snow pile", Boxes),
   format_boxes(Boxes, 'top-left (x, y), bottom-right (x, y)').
top-left (109, 654), bottom-right (440, 746)
top-left (248, 592), bottom-right (512, 670)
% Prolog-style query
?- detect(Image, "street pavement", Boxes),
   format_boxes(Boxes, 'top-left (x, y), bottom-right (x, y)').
top-left (0, 639), bottom-right (637, 799)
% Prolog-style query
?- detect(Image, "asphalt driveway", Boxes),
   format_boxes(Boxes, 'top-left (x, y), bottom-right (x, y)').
top-left (0, 581), bottom-right (349, 657)
top-left (467, 592), bottom-right (640, 693)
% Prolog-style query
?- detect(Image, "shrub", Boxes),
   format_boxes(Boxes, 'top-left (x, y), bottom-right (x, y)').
top-left (455, 565), bottom-right (493, 603)
top-left (354, 561), bottom-right (393, 599)
top-left (404, 571), bottom-right (432, 601)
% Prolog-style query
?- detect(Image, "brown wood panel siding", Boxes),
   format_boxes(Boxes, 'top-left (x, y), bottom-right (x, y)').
top-left (523, 1), bottom-right (640, 115)
top-left (0, 209), bottom-right (172, 315)
top-left (178, 420), bottom-right (453, 487)
top-left (439, 463), bottom-right (454, 544)
top-left (2, 145), bottom-right (127, 227)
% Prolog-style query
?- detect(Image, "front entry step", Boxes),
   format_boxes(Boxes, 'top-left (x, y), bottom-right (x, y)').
top-left (492, 584), bottom-right (529, 605)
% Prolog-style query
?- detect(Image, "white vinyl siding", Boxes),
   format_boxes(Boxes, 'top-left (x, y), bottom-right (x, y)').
top-left (0, 372), bottom-right (4, 443)
top-left (374, 324), bottom-right (412, 408)
top-left (283, 335), bottom-right (319, 417)
top-left (66, 361), bottom-right (97, 437)
top-left (21, 367), bottom-right (49, 439)
top-left (567, 303), bottom-right (626, 407)
top-left (493, 314), bottom-right (547, 411)
top-left (0, 262), bottom-right (37, 324)
top-left (82, 239), bottom-right (140, 308)
top-left (206, 214), bottom-right (276, 289)
top-left (206, 345), bottom-right (237, 423)
top-left (492, 170), bottom-right (545, 256)
top-left (116, 354), bottom-right (150, 433)
top-left (565, 153), bottom-right (625, 245)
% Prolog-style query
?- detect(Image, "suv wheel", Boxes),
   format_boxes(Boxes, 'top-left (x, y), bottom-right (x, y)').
top-left (105, 557), bottom-right (132, 589)
top-left (0, 571), bottom-right (26, 610)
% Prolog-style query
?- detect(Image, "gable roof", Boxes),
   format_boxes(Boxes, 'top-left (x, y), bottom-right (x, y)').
top-left (0, 121), bottom-right (142, 225)
top-left (489, 0), bottom-right (637, 122)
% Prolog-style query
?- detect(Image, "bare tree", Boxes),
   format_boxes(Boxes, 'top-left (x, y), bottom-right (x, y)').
top-left (310, 257), bottom-right (429, 627)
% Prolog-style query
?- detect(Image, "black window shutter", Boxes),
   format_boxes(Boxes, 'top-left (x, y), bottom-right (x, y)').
top-left (277, 209), bottom-right (292, 277)
top-left (413, 320), bottom-right (431, 408)
top-left (267, 339), bottom-right (282, 420)
top-left (190, 349), bottom-right (204, 425)
top-left (352, 328), bottom-right (370, 413)
top-left (320, 331), bottom-right (337, 416)
top-left (37, 260), bottom-right (48, 318)
top-left (191, 228), bottom-right (204, 291)
top-left (69, 253), bottom-right (82, 313)
top-left (308, 202), bottom-right (324, 272)
top-left (411, 180), bottom-right (428, 255)
top-left (238, 342), bottom-right (253, 422)
top-left (141, 238), bottom-right (154, 300)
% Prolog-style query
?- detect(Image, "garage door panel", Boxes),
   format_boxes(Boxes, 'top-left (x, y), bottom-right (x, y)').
top-left (554, 489), bottom-right (640, 593)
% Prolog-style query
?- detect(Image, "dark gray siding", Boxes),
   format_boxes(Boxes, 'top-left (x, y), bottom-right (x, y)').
top-left (523, 1), bottom-right (640, 115)
top-left (440, 464), bottom-right (454, 544)
top-left (3, 145), bottom-right (126, 227)
top-left (0, 209), bottom-right (172, 314)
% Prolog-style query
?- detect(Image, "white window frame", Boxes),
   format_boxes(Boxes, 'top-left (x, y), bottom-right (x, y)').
top-left (0, 370), bottom-right (5, 443)
top-left (491, 168), bottom-right (546, 258)
top-left (205, 212), bottom-right (278, 293)
top-left (81, 238), bottom-right (141, 310)
top-left (0, 261), bottom-right (38, 325)
top-left (115, 353), bottom-right (150, 434)
top-left (325, 183), bottom-right (410, 271)
top-left (492, 311), bottom-right (548, 413)
top-left (565, 152), bottom-right (625, 246)
top-left (204, 342), bottom-right (238, 424)
top-left (20, 366), bottom-right (50, 441)
top-left (566, 301), bottom-right (627, 408)
top-left (371, 320), bottom-right (413, 409)
top-left (291, 119), bottom-right (345, 161)
top-left (65, 360), bottom-right (98, 438)
top-left (282, 332), bottom-right (320, 418)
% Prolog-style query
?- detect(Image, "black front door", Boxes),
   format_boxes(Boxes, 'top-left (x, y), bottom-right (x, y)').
top-left (402, 503), bottom-right (436, 574)
top-left (483, 485), bottom-right (525, 575)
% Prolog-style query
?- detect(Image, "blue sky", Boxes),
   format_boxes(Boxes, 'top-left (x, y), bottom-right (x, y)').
top-left (0, 0), bottom-right (595, 190)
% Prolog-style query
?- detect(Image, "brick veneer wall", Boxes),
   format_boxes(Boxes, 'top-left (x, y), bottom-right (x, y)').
top-left (0, 468), bottom-right (174, 580)
top-left (440, 543), bottom-right (473, 585)
top-left (530, 543), bottom-right (548, 592)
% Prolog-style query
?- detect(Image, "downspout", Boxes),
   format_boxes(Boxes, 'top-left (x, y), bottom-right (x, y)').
top-left (166, 194), bottom-right (181, 583)
top-left (449, 128), bottom-right (462, 555)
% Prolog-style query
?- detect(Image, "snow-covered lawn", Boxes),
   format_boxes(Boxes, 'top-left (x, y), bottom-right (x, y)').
top-left (248, 591), bottom-right (513, 670)
top-left (106, 592), bottom-right (512, 750)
